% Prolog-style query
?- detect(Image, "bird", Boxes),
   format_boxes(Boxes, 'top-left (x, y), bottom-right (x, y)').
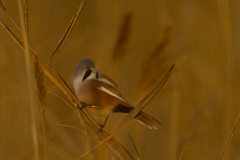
top-left (73, 58), bottom-right (162, 132)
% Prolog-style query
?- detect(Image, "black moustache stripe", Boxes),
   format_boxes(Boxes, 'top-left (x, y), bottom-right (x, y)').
top-left (82, 69), bottom-right (92, 81)
top-left (96, 72), bottom-right (99, 79)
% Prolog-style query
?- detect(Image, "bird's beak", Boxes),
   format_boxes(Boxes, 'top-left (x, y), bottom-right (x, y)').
top-left (91, 69), bottom-right (97, 73)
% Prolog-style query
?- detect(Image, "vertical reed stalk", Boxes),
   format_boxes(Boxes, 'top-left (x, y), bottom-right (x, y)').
top-left (17, 0), bottom-right (39, 159)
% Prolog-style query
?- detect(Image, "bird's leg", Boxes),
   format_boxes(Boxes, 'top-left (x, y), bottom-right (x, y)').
top-left (77, 102), bottom-right (92, 110)
top-left (97, 116), bottom-right (109, 133)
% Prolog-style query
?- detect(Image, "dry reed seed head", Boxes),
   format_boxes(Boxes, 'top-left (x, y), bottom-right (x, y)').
top-left (112, 13), bottom-right (132, 61)
top-left (141, 26), bottom-right (171, 90)
top-left (33, 55), bottom-right (46, 107)
top-left (33, 56), bottom-right (48, 159)
top-left (151, 27), bottom-right (170, 59)
top-left (24, 0), bottom-right (29, 41)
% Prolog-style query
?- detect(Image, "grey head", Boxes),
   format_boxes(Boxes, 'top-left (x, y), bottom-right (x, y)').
top-left (74, 58), bottom-right (96, 81)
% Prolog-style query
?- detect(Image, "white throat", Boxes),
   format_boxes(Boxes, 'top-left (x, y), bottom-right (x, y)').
top-left (73, 72), bottom-right (96, 93)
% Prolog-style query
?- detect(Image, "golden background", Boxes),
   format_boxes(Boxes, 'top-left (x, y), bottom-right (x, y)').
top-left (0, 0), bottom-right (239, 159)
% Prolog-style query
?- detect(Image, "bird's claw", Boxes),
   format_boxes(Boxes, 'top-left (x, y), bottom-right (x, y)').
top-left (77, 103), bottom-right (91, 110)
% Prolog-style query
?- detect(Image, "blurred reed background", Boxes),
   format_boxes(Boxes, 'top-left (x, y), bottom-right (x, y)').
top-left (0, 0), bottom-right (240, 159)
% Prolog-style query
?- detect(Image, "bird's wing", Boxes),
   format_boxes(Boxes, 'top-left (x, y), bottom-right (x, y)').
top-left (94, 74), bottom-right (127, 103)
top-left (98, 73), bottom-right (119, 89)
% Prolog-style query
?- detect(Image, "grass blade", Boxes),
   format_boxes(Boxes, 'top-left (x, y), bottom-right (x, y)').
top-left (0, 1), bottom-right (20, 31)
top-left (50, 0), bottom-right (87, 65)
top-left (127, 131), bottom-right (141, 159)
top-left (0, 0), bottom-right (6, 11)
top-left (218, 113), bottom-right (240, 160)
top-left (56, 124), bottom-right (99, 140)
top-left (0, 19), bottom-right (134, 160)
top-left (77, 131), bottom-right (135, 160)
top-left (179, 120), bottom-right (196, 160)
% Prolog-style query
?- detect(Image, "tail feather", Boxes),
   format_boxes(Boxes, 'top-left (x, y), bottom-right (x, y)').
top-left (135, 112), bottom-right (162, 130)
top-left (113, 103), bottom-right (162, 129)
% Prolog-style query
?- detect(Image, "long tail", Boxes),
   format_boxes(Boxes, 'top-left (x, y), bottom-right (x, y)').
top-left (113, 104), bottom-right (162, 129)
top-left (135, 111), bottom-right (162, 130)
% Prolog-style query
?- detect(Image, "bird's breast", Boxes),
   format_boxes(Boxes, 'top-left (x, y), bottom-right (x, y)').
top-left (76, 79), bottom-right (121, 117)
